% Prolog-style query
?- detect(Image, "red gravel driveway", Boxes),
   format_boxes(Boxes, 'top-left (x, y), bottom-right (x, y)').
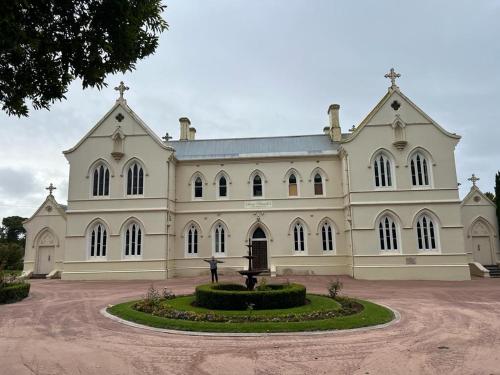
top-left (1, 276), bottom-right (499, 375)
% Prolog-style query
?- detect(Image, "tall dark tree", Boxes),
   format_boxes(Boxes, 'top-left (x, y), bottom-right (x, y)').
top-left (1, 216), bottom-right (27, 245)
top-left (495, 171), bottom-right (500, 236)
top-left (0, 0), bottom-right (168, 116)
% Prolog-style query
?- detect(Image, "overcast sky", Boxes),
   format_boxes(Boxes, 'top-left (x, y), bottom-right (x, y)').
top-left (1, 0), bottom-right (499, 219)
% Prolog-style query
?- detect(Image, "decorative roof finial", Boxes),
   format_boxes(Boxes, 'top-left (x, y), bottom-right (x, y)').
top-left (114, 81), bottom-right (129, 101)
top-left (46, 183), bottom-right (56, 196)
top-left (162, 132), bottom-right (172, 142)
top-left (385, 68), bottom-right (401, 90)
top-left (468, 173), bottom-right (480, 187)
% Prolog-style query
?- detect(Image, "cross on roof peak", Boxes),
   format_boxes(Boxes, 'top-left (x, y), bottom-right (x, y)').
top-left (114, 81), bottom-right (129, 101)
top-left (162, 132), bottom-right (172, 141)
top-left (384, 68), bottom-right (401, 90)
top-left (468, 173), bottom-right (480, 187)
top-left (46, 183), bottom-right (56, 196)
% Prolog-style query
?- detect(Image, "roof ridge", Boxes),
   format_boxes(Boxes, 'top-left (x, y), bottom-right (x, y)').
top-left (166, 133), bottom-right (328, 143)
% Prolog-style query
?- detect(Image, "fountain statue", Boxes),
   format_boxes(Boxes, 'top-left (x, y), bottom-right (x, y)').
top-left (238, 238), bottom-right (264, 290)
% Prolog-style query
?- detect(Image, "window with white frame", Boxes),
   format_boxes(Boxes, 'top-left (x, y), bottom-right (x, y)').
top-left (218, 176), bottom-right (227, 198)
top-left (410, 152), bottom-right (430, 187)
top-left (378, 215), bottom-right (399, 251)
top-left (314, 173), bottom-right (324, 195)
top-left (126, 162), bottom-right (144, 195)
top-left (194, 177), bottom-right (203, 198)
top-left (89, 223), bottom-right (107, 258)
top-left (124, 222), bottom-right (142, 257)
top-left (288, 174), bottom-right (298, 196)
top-left (293, 222), bottom-right (306, 252)
top-left (92, 163), bottom-right (110, 196)
top-left (213, 223), bottom-right (226, 254)
top-left (253, 174), bottom-right (263, 197)
top-left (373, 153), bottom-right (392, 187)
top-left (416, 214), bottom-right (437, 251)
top-left (321, 222), bottom-right (334, 252)
top-left (186, 225), bottom-right (198, 255)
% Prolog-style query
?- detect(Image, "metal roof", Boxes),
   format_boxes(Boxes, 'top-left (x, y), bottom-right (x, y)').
top-left (166, 134), bottom-right (340, 160)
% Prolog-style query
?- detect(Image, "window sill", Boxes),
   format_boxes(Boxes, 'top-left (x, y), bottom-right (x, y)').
top-left (379, 251), bottom-right (401, 255)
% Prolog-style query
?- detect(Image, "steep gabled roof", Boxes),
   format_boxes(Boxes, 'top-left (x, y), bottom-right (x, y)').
top-left (342, 88), bottom-right (461, 143)
top-left (461, 186), bottom-right (496, 207)
top-left (63, 100), bottom-right (173, 155)
top-left (23, 195), bottom-right (67, 224)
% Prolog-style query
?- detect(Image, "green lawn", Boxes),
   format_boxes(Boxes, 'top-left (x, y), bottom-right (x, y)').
top-left (107, 295), bottom-right (394, 333)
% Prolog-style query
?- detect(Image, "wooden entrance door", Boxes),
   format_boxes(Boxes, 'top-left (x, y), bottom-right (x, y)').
top-left (472, 237), bottom-right (493, 265)
top-left (252, 240), bottom-right (268, 270)
top-left (37, 246), bottom-right (55, 274)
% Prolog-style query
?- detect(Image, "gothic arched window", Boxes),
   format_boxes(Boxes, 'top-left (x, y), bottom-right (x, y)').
top-left (288, 174), bottom-right (298, 196)
top-left (92, 164), bottom-right (110, 196)
top-left (416, 214), bottom-right (437, 251)
top-left (373, 153), bottom-right (392, 187)
top-left (378, 215), bottom-right (399, 251)
top-left (89, 223), bottom-right (107, 258)
top-left (410, 152), bottom-right (430, 187)
top-left (213, 223), bottom-right (226, 254)
top-left (314, 173), bottom-right (323, 195)
top-left (253, 175), bottom-right (263, 197)
top-left (293, 222), bottom-right (306, 252)
top-left (194, 177), bottom-right (203, 198)
top-left (124, 222), bottom-right (142, 257)
top-left (127, 162), bottom-right (144, 195)
top-left (218, 176), bottom-right (227, 197)
top-left (186, 225), bottom-right (198, 255)
top-left (321, 222), bottom-right (334, 252)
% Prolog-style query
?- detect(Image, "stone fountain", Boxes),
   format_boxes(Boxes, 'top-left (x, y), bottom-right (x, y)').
top-left (238, 238), bottom-right (263, 291)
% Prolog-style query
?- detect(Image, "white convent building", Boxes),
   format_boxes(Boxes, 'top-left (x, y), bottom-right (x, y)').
top-left (22, 70), bottom-right (500, 280)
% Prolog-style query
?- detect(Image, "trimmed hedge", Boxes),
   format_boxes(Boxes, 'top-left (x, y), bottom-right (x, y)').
top-left (195, 283), bottom-right (306, 310)
top-left (0, 282), bottom-right (30, 304)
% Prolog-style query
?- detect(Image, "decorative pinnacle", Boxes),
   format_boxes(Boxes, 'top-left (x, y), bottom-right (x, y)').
top-left (384, 68), bottom-right (401, 89)
top-left (46, 183), bottom-right (56, 196)
top-left (468, 173), bottom-right (480, 187)
top-left (114, 81), bottom-right (129, 101)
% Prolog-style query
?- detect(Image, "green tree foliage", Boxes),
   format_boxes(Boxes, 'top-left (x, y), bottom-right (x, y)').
top-left (1, 216), bottom-right (27, 245)
top-left (0, 0), bottom-right (168, 116)
top-left (495, 171), bottom-right (500, 236)
top-left (484, 192), bottom-right (495, 201)
top-left (0, 242), bottom-right (24, 270)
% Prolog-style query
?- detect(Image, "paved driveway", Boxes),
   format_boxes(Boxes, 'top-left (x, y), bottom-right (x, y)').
top-left (1, 276), bottom-right (499, 375)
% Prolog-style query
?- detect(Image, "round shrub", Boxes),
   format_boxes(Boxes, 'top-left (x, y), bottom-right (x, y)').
top-left (0, 282), bottom-right (30, 304)
top-left (195, 282), bottom-right (306, 310)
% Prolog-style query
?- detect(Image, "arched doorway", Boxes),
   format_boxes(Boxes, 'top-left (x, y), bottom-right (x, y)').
top-left (470, 219), bottom-right (495, 265)
top-left (35, 229), bottom-right (56, 275)
top-left (251, 227), bottom-right (268, 270)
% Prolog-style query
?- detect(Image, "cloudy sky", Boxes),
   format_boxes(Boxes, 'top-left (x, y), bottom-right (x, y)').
top-left (1, 0), bottom-right (499, 219)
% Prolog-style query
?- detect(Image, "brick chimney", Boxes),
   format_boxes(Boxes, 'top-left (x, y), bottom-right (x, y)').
top-left (327, 104), bottom-right (341, 142)
top-left (179, 117), bottom-right (190, 141)
top-left (188, 127), bottom-right (196, 140)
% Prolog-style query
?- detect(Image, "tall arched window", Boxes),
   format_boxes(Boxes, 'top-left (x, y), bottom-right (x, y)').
top-left (373, 153), bottom-right (392, 187)
top-left (127, 162), bottom-right (144, 195)
top-left (186, 225), bottom-right (198, 255)
top-left (218, 176), bottom-right (227, 198)
top-left (378, 215), bottom-right (399, 251)
top-left (89, 223), bottom-right (107, 258)
top-left (321, 222), bottom-right (334, 252)
top-left (124, 222), bottom-right (142, 257)
top-left (213, 223), bottom-right (225, 254)
top-left (410, 152), bottom-right (430, 187)
top-left (253, 175), bottom-right (263, 197)
top-left (314, 173), bottom-right (323, 195)
top-left (288, 174), bottom-right (298, 196)
top-left (416, 214), bottom-right (437, 251)
top-left (293, 222), bottom-right (306, 252)
top-left (194, 177), bottom-right (203, 198)
top-left (92, 164), bottom-right (110, 196)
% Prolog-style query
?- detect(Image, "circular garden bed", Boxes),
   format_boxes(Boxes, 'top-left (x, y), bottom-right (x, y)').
top-left (107, 282), bottom-right (395, 333)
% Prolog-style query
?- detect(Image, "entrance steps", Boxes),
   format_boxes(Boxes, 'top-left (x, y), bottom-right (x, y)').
top-left (30, 274), bottom-right (48, 279)
top-left (484, 265), bottom-right (500, 278)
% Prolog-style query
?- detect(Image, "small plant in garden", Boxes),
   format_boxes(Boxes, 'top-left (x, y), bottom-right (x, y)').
top-left (246, 302), bottom-right (255, 315)
top-left (256, 277), bottom-right (270, 291)
top-left (135, 285), bottom-right (162, 312)
top-left (328, 278), bottom-right (343, 299)
top-left (162, 287), bottom-right (175, 300)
